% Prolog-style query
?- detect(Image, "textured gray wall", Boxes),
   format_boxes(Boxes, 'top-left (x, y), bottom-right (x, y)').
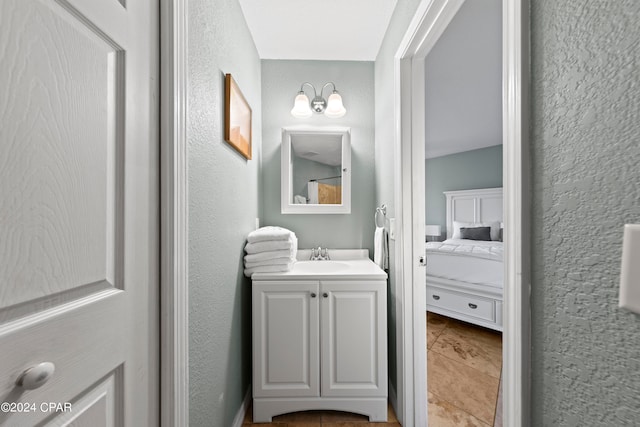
top-left (374, 0), bottom-right (422, 397)
top-left (530, 1), bottom-right (640, 424)
top-left (261, 60), bottom-right (375, 252)
top-left (425, 145), bottom-right (503, 236)
top-left (187, 0), bottom-right (261, 425)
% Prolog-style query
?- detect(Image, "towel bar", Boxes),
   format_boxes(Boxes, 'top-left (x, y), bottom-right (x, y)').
top-left (375, 204), bottom-right (387, 228)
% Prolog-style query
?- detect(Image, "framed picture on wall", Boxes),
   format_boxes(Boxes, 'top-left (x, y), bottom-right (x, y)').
top-left (224, 73), bottom-right (252, 160)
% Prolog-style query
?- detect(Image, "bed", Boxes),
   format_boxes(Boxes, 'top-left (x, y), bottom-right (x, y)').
top-left (426, 188), bottom-right (503, 331)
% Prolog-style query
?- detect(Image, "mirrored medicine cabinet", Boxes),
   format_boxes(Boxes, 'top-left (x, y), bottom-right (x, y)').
top-left (281, 126), bottom-right (351, 214)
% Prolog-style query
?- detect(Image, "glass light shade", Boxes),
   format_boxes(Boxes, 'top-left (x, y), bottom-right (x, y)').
top-left (291, 93), bottom-right (312, 118)
top-left (324, 92), bottom-right (346, 118)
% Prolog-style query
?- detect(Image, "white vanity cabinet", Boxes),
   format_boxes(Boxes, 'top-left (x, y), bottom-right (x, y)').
top-left (251, 256), bottom-right (387, 422)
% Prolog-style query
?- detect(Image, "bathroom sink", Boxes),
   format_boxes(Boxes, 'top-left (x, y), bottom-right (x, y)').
top-left (294, 261), bottom-right (350, 274)
top-left (250, 250), bottom-right (387, 280)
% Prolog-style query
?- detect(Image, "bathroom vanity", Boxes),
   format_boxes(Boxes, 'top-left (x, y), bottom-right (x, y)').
top-left (251, 250), bottom-right (388, 422)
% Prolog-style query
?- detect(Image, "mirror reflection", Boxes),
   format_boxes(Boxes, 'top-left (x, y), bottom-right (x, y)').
top-left (291, 133), bottom-right (343, 205)
top-left (281, 126), bottom-right (351, 214)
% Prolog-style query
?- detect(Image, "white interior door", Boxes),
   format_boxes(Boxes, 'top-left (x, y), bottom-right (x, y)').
top-left (0, 0), bottom-right (158, 425)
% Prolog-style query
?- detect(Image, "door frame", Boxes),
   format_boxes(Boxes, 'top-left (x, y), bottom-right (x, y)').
top-left (160, 0), bottom-right (190, 425)
top-left (393, 0), bottom-right (530, 425)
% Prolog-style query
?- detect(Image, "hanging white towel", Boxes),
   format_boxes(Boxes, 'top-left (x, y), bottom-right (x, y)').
top-left (307, 181), bottom-right (319, 204)
top-left (374, 226), bottom-right (388, 270)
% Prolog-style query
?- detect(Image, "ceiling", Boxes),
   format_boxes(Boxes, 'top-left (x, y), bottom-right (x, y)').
top-left (424, 0), bottom-right (503, 158)
top-left (291, 134), bottom-right (342, 166)
top-left (238, 0), bottom-right (398, 61)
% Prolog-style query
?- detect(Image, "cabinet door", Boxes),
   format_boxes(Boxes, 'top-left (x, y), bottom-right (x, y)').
top-left (253, 281), bottom-right (319, 397)
top-left (321, 281), bottom-right (387, 397)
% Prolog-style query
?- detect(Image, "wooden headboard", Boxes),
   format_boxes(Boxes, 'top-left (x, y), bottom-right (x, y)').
top-left (444, 187), bottom-right (503, 239)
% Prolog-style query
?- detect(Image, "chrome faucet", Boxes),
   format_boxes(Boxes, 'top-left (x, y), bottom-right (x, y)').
top-left (310, 247), bottom-right (330, 261)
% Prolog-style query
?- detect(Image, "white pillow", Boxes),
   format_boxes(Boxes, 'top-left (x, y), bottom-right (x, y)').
top-left (452, 221), bottom-right (500, 241)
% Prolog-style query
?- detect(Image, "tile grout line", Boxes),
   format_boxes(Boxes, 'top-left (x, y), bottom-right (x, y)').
top-left (430, 345), bottom-right (503, 381)
top-left (427, 348), bottom-right (501, 423)
top-left (427, 315), bottom-right (502, 426)
top-left (428, 386), bottom-right (491, 427)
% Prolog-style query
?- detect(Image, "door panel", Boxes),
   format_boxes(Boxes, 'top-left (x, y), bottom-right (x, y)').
top-left (253, 282), bottom-right (319, 398)
top-left (321, 281), bottom-right (387, 397)
top-left (43, 365), bottom-right (121, 427)
top-left (0, 0), bottom-right (123, 310)
top-left (0, 0), bottom-right (158, 425)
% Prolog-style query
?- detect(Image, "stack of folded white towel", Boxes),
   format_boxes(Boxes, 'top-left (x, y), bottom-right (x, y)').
top-left (244, 226), bottom-right (298, 277)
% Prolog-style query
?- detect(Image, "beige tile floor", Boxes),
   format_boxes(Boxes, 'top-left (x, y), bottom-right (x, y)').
top-left (427, 312), bottom-right (503, 427)
top-left (243, 312), bottom-right (502, 426)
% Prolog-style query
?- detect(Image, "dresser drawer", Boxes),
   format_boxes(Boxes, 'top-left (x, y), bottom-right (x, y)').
top-left (427, 287), bottom-right (495, 322)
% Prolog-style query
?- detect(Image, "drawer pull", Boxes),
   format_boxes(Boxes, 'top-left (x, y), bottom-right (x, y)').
top-left (310, 293), bottom-right (317, 298)
top-left (468, 303), bottom-right (478, 309)
top-left (323, 293), bottom-right (328, 298)
top-left (432, 295), bottom-right (440, 300)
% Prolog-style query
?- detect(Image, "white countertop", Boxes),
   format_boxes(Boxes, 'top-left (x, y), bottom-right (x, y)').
top-left (251, 249), bottom-right (388, 281)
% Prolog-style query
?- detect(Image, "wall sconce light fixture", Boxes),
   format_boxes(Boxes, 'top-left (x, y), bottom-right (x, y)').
top-left (291, 82), bottom-right (346, 118)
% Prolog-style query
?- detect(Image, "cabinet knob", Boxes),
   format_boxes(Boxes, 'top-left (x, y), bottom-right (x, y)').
top-left (310, 293), bottom-right (317, 298)
top-left (432, 295), bottom-right (440, 300)
top-left (16, 362), bottom-right (55, 390)
top-left (468, 303), bottom-right (478, 309)
top-left (323, 293), bottom-right (328, 298)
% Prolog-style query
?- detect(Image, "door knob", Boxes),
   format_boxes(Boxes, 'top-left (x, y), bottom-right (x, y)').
top-left (16, 362), bottom-right (55, 390)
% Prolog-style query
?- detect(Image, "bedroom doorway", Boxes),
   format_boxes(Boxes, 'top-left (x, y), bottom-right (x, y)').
top-left (393, 0), bottom-right (529, 426)
top-left (423, 0), bottom-right (504, 425)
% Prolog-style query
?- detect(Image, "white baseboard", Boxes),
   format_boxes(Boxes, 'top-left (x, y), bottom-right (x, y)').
top-left (231, 388), bottom-right (251, 427)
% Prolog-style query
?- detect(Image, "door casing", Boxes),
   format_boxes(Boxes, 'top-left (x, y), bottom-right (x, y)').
top-left (160, 0), bottom-right (189, 425)
top-left (392, 0), bottom-right (531, 425)
top-left (159, 0), bottom-right (531, 425)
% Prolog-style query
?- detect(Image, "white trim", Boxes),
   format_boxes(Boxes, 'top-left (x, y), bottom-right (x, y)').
top-left (393, 0), bottom-right (530, 426)
top-left (280, 126), bottom-right (352, 214)
top-left (160, 0), bottom-right (189, 425)
top-left (394, 2), bottom-right (465, 425)
top-left (503, 0), bottom-right (531, 423)
top-left (231, 389), bottom-right (252, 427)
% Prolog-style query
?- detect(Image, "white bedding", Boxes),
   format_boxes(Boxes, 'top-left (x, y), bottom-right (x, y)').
top-left (426, 239), bottom-right (503, 287)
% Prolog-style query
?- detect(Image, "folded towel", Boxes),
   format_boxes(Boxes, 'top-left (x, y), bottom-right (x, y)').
top-left (374, 226), bottom-right (388, 270)
top-left (244, 249), bottom-right (293, 263)
top-left (245, 237), bottom-right (294, 254)
top-left (247, 226), bottom-right (294, 244)
top-left (244, 256), bottom-right (295, 269)
top-left (244, 262), bottom-right (295, 277)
